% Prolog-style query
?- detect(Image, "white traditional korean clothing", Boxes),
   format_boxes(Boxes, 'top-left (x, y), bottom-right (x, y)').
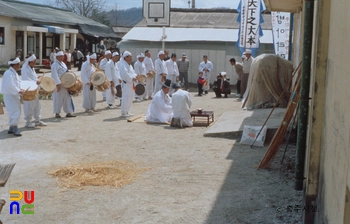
top-left (166, 59), bottom-right (180, 95)
top-left (51, 61), bottom-right (74, 114)
top-left (154, 58), bottom-right (168, 95)
top-left (146, 89), bottom-right (173, 123)
top-left (172, 89), bottom-right (193, 127)
top-left (120, 60), bottom-right (136, 115)
top-left (198, 60), bottom-right (214, 91)
top-left (1, 67), bottom-right (21, 126)
top-left (99, 58), bottom-right (109, 98)
top-left (21, 63), bottom-right (41, 123)
top-left (134, 60), bottom-right (147, 99)
top-left (143, 56), bottom-right (155, 98)
top-left (81, 61), bottom-right (96, 110)
top-left (104, 60), bottom-right (120, 105)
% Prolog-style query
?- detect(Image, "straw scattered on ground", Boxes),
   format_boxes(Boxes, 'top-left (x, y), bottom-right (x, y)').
top-left (48, 160), bottom-right (149, 189)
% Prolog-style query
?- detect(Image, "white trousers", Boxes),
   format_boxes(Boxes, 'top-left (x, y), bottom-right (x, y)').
top-left (203, 72), bottom-right (211, 91)
top-left (23, 95), bottom-right (41, 122)
top-left (4, 94), bottom-right (21, 126)
top-left (146, 77), bottom-right (154, 97)
top-left (121, 83), bottom-right (134, 114)
top-left (53, 87), bottom-right (74, 114)
top-left (82, 84), bottom-right (96, 110)
top-left (154, 75), bottom-right (163, 95)
top-left (168, 75), bottom-right (177, 95)
top-left (105, 86), bottom-right (115, 105)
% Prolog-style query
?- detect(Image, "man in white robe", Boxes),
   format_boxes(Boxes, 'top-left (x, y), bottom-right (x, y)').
top-left (154, 51), bottom-right (168, 95)
top-left (22, 54), bottom-right (47, 127)
top-left (1, 58), bottom-right (24, 136)
top-left (119, 51), bottom-right (137, 117)
top-left (198, 55), bottom-right (214, 94)
top-left (143, 50), bottom-right (155, 99)
top-left (98, 50), bottom-right (111, 100)
top-left (165, 53), bottom-right (180, 96)
top-left (146, 79), bottom-right (173, 123)
top-left (134, 53), bottom-right (147, 101)
top-left (170, 83), bottom-right (193, 128)
top-left (104, 52), bottom-right (121, 108)
top-left (51, 51), bottom-right (76, 118)
top-left (81, 53), bottom-right (97, 112)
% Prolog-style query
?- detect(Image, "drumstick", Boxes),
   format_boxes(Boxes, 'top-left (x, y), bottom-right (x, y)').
top-left (23, 86), bottom-right (31, 93)
top-left (127, 114), bottom-right (144, 122)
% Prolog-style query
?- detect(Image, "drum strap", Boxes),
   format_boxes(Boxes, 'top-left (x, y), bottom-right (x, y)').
top-left (56, 61), bottom-right (69, 72)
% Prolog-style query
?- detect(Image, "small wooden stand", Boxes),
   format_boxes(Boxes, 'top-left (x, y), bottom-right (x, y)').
top-left (190, 110), bottom-right (214, 126)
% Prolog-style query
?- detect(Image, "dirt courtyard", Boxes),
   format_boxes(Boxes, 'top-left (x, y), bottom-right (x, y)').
top-left (0, 84), bottom-right (302, 223)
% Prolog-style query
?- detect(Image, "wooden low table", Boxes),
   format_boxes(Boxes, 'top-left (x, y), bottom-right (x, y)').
top-left (190, 110), bottom-right (214, 126)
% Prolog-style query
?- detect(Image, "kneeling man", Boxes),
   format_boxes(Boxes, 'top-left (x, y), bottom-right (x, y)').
top-left (145, 79), bottom-right (173, 123)
top-left (170, 83), bottom-right (193, 128)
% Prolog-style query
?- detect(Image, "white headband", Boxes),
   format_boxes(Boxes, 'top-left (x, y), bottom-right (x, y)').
top-left (105, 50), bottom-right (111, 55)
top-left (26, 54), bottom-right (37, 62)
top-left (8, 57), bottom-right (20, 65)
top-left (89, 53), bottom-right (97, 59)
top-left (112, 52), bottom-right (119, 57)
top-left (137, 53), bottom-right (145, 59)
top-left (123, 51), bottom-right (131, 58)
top-left (56, 51), bottom-right (64, 56)
top-left (158, 51), bottom-right (165, 57)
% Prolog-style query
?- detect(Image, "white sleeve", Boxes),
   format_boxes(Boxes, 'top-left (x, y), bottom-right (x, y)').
top-left (51, 63), bottom-right (61, 85)
top-left (208, 62), bottom-right (213, 71)
top-left (155, 60), bottom-right (161, 74)
top-left (1, 71), bottom-right (20, 95)
top-left (163, 61), bottom-right (168, 75)
top-left (81, 62), bottom-right (90, 84)
top-left (104, 61), bottom-right (113, 81)
top-left (174, 62), bottom-right (179, 76)
top-left (198, 62), bottom-right (204, 72)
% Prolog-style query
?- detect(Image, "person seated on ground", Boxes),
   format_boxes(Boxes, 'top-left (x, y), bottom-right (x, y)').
top-left (145, 79), bottom-right (173, 123)
top-left (213, 72), bottom-right (231, 98)
top-left (197, 72), bottom-right (206, 96)
top-left (170, 83), bottom-right (193, 128)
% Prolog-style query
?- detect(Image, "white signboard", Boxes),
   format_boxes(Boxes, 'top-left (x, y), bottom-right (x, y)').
top-left (239, 0), bottom-right (261, 49)
top-left (271, 12), bottom-right (291, 60)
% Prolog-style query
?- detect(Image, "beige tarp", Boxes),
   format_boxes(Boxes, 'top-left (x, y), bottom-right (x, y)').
top-left (242, 54), bottom-right (293, 109)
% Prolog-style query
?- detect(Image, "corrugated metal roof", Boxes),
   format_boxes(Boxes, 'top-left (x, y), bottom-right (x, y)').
top-left (0, 0), bottom-right (103, 27)
top-left (123, 27), bottom-right (273, 44)
top-left (0, 0), bottom-right (119, 38)
top-left (136, 9), bottom-right (272, 30)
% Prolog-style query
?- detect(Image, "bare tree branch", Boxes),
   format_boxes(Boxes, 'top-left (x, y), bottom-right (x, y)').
top-left (53, 0), bottom-right (106, 18)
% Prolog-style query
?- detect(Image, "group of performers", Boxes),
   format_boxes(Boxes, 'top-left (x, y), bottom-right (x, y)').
top-left (1, 49), bottom-right (195, 137)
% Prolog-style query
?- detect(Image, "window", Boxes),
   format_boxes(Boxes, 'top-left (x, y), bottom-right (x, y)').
top-left (0, 27), bottom-right (4, 45)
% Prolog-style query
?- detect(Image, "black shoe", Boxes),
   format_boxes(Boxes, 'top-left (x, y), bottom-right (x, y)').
top-left (205, 91), bottom-right (208, 94)
top-left (8, 126), bottom-right (14, 134)
top-left (12, 125), bottom-right (22, 137)
top-left (198, 94), bottom-right (202, 96)
top-left (55, 113), bottom-right (62, 118)
top-left (66, 113), bottom-right (76, 118)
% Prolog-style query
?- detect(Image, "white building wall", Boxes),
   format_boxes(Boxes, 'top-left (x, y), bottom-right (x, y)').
top-left (117, 40), bottom-right (274, 86)
top-left (0, 17), bottom-right (18, 65)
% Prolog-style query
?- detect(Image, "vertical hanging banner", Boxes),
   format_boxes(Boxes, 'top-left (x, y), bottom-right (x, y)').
top-left (271, 12), bottom-right (291, 60)
top-left (236, 0), bottom-right (264, 56)
top-left (239, 0), bottom-right (261, 49)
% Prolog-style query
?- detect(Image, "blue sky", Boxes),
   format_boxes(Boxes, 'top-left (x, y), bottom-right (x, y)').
top-left (21, 0), bottom-right (240, 10)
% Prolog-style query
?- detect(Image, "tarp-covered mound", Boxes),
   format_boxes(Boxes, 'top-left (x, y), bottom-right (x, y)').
top-left (243, 54), bottom-right (293, 109)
